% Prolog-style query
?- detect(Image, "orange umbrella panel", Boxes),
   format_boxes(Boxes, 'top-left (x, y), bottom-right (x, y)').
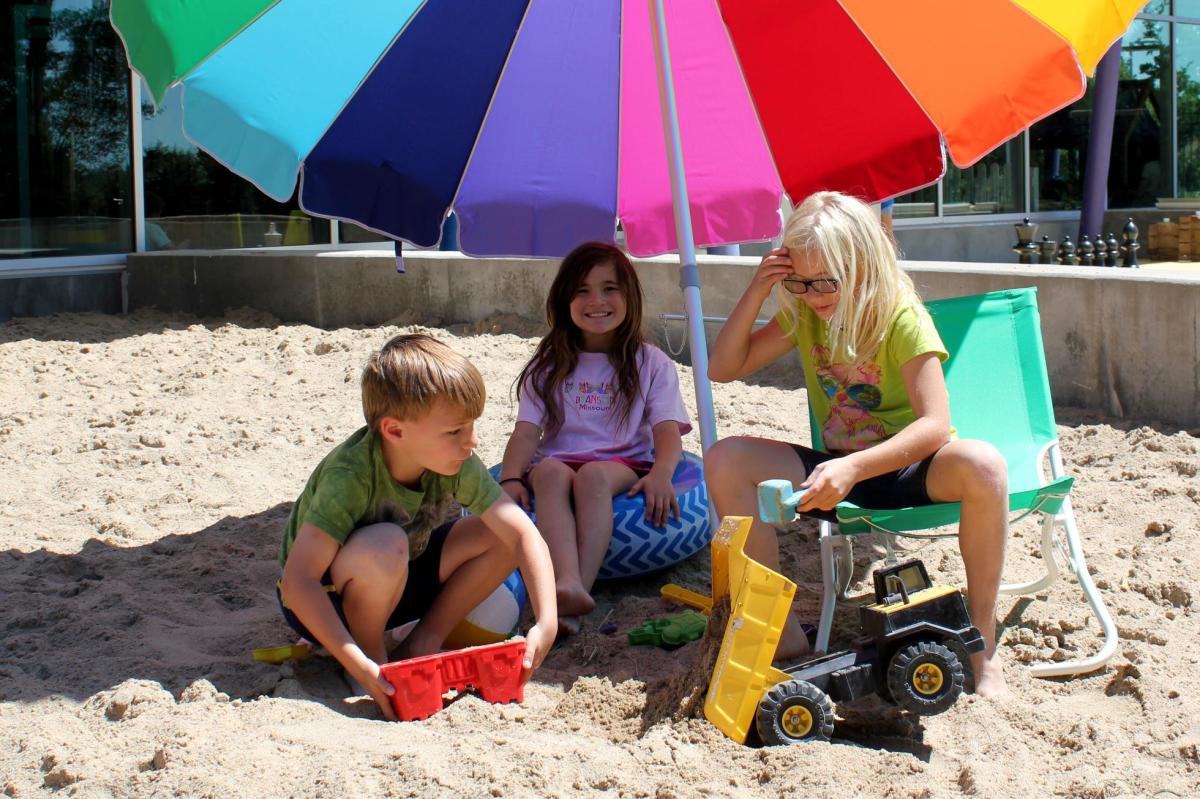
top-left (837, 0), bottom-right (1088, 169)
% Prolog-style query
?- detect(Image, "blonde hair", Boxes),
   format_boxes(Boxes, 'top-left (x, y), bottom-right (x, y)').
top-left (778, 191), bottom-right (917, 364)
top-left (361, 334), bottom-right (485, 430)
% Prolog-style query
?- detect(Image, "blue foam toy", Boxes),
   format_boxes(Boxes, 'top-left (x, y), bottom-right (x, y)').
top-left (757, 479), bottom-right (809, 525)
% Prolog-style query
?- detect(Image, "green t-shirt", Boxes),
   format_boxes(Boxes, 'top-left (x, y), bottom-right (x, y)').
top-left (278, 426), bottom-right (502, 568)
top-left (777, 300), bottom-right (952, 453)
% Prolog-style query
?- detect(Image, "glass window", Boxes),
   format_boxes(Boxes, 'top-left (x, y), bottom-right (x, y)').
top-left (891, 185), bottom-right (936, 219)
top-left (1144, 1), bottom-right (1171, 15)
top-left (1030, 86), bottom-right (1091, 212)
top-left (339, 222), bottom-right (390, 244)
top-left (141, 84), bottom-right (330, 250)
top-left (940, 140), bottom-right (1024, 215)
top-left (1177, 22), bottom-right (1200, 195)
top-left (1, 1), bottom-right (132, 259)
top-left (1111, 18), bottom-right (1172, 207)
top-left (1172, 2), bottom-right (1200, 18)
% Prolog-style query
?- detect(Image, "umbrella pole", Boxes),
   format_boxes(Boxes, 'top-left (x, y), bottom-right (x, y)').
top-left (648, 0), bottom-right (718, 455)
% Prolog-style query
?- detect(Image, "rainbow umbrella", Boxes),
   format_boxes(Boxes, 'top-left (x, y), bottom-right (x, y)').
top-left (110, 0), bottom-right (1146, 450)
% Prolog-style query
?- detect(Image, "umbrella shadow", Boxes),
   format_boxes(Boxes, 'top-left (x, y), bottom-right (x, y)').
top-left (0, 500), bottom-right (727, 725)
top-left (0, 503), bottom-right (352, 712)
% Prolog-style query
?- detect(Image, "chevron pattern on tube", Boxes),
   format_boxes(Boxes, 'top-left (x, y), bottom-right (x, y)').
top-left (597, 474), bottom-right (711, 581)
top-left (487, 454), bottom-right (712, 580)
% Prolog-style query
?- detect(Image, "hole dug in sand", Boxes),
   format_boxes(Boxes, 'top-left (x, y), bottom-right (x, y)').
top-left (551, 600), bottom-right (730, 743)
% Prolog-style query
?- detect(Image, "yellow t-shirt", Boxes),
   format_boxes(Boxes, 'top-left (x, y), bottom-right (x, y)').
top-left (777, 300), bottom-right (952, 453)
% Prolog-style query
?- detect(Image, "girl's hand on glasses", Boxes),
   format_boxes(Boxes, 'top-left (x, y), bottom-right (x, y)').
top-left (750, 247), bottom-right (793, 298)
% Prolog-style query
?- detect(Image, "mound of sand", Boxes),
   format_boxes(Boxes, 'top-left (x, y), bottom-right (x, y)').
top-left (0, 308), bottom-right (1196, 798)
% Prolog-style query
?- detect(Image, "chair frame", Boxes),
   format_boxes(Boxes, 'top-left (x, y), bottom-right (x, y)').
top-left (812, 341), bottom-right (1119, 678)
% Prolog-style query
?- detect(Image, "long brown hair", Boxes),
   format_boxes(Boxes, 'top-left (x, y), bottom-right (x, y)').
top-left (516, 242), bottom-right (645, 437)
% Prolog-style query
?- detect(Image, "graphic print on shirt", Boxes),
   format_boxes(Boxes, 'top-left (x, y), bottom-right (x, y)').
top-left (366, 495), bottom-right (449, 559)
top-left (812, 344), bottom-right (886, 451)
top-left (568, 380), bottom-right (617, 414)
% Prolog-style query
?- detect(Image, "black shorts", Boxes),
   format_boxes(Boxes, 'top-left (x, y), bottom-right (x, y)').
top-left (276, 519), bottom-right (455, 644)
top-left (788, 444), bottom-right (935, 523)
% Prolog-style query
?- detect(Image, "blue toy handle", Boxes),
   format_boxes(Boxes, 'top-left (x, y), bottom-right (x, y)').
top-left (757, 479), bottom-right (809, 524)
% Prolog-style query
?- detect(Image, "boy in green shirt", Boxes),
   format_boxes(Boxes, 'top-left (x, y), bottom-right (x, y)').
top-left (278, 334), bottom-right (557, 719)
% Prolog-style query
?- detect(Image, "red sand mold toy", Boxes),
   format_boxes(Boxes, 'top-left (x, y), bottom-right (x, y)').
top-left (379, 638), bottom-right (526, 721)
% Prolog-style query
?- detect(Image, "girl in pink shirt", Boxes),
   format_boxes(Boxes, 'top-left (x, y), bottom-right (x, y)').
top-left (499, 242), bottom-right (691, 634)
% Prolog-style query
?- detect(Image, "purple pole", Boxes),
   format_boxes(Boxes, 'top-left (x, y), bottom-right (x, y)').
top-left (1080, 42), bottom-right (1122, 247)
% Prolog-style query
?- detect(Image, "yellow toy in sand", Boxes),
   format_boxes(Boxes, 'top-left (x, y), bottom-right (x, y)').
top-left (665, 514), bottom-right (980, 745)
top-left (664, 515), bottom-right (798, 744)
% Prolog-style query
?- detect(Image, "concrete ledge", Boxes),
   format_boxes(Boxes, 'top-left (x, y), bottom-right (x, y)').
top-left (127, 248), bottom-right (1200, 428)
top-left (1, 271), bottom-right (124, 322)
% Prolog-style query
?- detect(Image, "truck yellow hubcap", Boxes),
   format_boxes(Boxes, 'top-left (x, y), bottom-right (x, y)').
top-left (782, 705), bottom-right (813, 738)
top-left (913, 663), bottom-right (944, 695)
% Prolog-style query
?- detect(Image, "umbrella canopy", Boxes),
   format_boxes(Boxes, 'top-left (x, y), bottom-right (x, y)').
top-left (112, 0), bottom-right (1146, 258)
top-left (111, 0), bottom-right (1148, 451)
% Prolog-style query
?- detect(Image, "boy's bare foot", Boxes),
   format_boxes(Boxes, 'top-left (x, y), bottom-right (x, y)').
top-left (558, 615), bottom-right (582, 636)
top-left (971, 650), bottom-right (1009, 698)
top-left (556, 583), bottom-right (596, 617)
top-left (343, 669), bottom-right (370, 700)
top-left (773, 615), bottom-right (812, 663)
top-left (386, 621), bottom-right (419, 654)
top-left (393, 627), bottom-right (441, 662)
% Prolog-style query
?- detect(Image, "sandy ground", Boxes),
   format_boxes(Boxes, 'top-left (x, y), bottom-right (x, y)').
top-left (0, 307), bottom-right (1197, 799)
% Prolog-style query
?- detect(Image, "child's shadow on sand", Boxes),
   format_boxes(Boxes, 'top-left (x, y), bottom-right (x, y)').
top-left (0, 503), bottom-right (360, 715)
top-left (0, 503), bottom-right (721, 725)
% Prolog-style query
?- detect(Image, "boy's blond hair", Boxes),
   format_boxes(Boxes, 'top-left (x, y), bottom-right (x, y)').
top-left (361, 334), bottom-right (485, 430)
top-left (778, 191), bottom-right (918, 365)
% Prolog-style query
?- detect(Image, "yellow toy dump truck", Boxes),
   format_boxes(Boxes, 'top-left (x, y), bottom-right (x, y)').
top-left (664, 513), bottom-right (983, 745)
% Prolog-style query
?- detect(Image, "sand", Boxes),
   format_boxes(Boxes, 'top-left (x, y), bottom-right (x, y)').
top-left (0, 308), bottom-right (1197, 798)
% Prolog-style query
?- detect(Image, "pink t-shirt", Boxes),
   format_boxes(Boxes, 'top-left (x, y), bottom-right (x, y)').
top-left (517, 344), bottom-right (692, 466)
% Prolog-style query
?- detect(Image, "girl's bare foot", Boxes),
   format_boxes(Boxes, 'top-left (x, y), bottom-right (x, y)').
top-left (971, 650), bottom-right (1009, 698)
top-left (558, 615), bottom-right (582, 636)
top-left (556, 583), bottom-right (596, 617)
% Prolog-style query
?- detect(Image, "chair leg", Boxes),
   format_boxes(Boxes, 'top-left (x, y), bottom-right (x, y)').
top-left (1028, 499), bottom-right (1119, 678)
top-left (882, 535), bottom-right (898, 567)
top-left (999, 512), bottom-right (1060, 596)
top-left (816, 520), bottom-right (837, 654)
top-left (833, 537), bottom-right (854, 599)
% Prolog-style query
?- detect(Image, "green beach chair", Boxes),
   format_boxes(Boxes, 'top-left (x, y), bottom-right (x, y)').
top-left (811, 287), bottom-right (1117, 678)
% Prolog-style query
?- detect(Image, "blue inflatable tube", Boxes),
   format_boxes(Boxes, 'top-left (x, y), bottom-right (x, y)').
top-left (488, 452), bottom-right (712, 580)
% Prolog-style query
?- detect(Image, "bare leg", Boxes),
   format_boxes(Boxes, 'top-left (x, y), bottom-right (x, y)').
top-left (331, 523), bottom-right (411, 667)
top-left (398, 515), bottom-right (517, 659)
top-left (573, 461), bottom-right (639, 594)
top-left (528, 459), bottom-right (593, 617)
top-left (926, 439), bottom-right (1010, 697)
top-left (705, 437), bottom-right (813, 661)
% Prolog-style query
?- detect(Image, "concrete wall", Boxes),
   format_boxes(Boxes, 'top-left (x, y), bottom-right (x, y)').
top-left (126, 248), bottom-right (1200, 428)
top-left (0, 271), bottom-right (123, 322)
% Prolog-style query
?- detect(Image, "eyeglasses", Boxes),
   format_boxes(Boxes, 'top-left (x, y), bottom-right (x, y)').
top-left (782, 276), bottom-right (840, 295)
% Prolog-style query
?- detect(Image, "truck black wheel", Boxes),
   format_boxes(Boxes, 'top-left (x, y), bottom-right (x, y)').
top-left (755, 679), bottom-right (835, 745)
top-left (885, 641), bottom-right (964, 715)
